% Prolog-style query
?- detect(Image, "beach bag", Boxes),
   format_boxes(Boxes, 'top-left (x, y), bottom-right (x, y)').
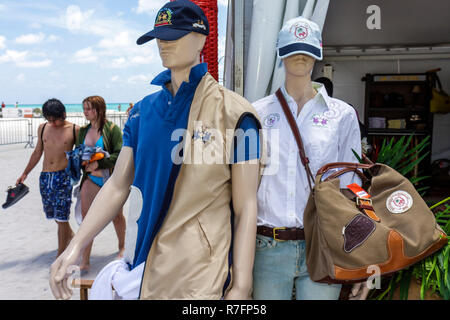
top-left (275, 89), bottom-right (448, 284)
top-left (429, 72), bottom-right (450, 114)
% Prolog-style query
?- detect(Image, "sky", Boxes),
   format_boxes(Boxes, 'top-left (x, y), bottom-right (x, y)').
top-left (0, 0), bottom-right (228, 105)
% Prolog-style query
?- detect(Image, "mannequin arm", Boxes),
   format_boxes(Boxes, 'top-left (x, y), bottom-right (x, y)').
top-left (49, 147), bottom-right (135, 300)
top-left (224, 162), bottom-right (259, 300)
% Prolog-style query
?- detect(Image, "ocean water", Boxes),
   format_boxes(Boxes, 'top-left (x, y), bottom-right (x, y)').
top-left (2, 103), bottom-right (129, 113)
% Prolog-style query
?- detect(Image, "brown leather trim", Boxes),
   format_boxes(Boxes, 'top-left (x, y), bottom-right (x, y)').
top-left (358, 199), bottom-right (381, 222)
top-left (257, 226), bottom-right (305, 241)
top-left (324, 167), bottom-right (369, 184)
top-left (363, 209), bottom-right (381, 222)
top-left (317, 162), bottom-right (375, 175)
top-left (275, 89), bottom-right (314, 189)
top-left (333, 230), bottom-right (448, 281)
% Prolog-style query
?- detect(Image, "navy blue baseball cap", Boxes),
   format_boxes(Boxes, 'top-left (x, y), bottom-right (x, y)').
top-left (137, 0), bottom-right (210, 45)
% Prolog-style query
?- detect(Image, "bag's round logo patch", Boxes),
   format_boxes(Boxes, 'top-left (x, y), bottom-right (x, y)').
top-left (386, 190), bottom-right (413, 214)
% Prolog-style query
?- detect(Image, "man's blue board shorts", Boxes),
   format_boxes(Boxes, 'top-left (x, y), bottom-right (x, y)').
top-left (39, 170), bottom-right (72, 222)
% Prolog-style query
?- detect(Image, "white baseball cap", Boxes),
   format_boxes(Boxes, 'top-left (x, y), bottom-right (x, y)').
top-left (276, 16), bottom-right (323, 60)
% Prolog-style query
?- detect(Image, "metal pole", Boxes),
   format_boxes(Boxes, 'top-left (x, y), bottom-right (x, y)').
top-left (25, 119), bottom-right (34, 148)
top-left (233, 0), bottom-right (245, 96)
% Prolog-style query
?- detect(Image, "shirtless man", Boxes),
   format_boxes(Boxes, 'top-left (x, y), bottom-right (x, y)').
top-left (17, 99), bottom-right (79, 257)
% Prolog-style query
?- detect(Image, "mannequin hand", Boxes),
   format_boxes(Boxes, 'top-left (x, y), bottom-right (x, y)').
top-left (49, 244), bottom-right (82, 300)
top-left (224, 286), bottom-right (252, 300)
top-left (348, 282), bottom-right (370, 300)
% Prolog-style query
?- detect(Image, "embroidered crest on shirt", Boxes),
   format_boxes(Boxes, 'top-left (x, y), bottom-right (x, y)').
top-left (311, 114), bottom-right (329, 127)
top-left (323, 100), bottom-right (344, 120)
top-left (263, 113), bottom-right (280, 128)
top-left (193, 125), bottom-right (212, 143)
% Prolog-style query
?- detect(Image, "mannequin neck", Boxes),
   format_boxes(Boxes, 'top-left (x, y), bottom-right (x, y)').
top-left (167, 58), bottom-right (201, 97)
top-left (284, 72), bottom-right (317, 116)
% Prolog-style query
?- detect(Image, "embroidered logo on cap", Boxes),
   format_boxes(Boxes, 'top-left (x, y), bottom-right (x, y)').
top-left (193, 20), bottom-right (206, 30)
top-left (155, 8), bottom-right (173, 27)
top-left (263, 113), bottom-right (280, 127)
top-left (290, 23), bottom-right (309, 41)
top-left (386, 190), bottom-right (413, 214)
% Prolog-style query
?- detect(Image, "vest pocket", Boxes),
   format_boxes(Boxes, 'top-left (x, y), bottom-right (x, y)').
top-left (197, 217), bottom-right (212, 257)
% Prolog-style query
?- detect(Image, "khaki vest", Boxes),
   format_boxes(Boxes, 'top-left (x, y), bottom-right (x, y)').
top-left (140, 73), bottom-right (261, 299)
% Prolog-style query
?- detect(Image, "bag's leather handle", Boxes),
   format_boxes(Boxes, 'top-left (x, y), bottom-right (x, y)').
top-left (317, 162), bottom-right (374, 175)
top-left (323, 167), bottom-right (369, 184)
top-left (275, 89), bottom-right (315, 190)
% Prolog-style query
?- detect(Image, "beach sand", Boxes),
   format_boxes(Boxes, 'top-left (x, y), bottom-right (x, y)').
top-left (0, 142), bottom-right (129, 300)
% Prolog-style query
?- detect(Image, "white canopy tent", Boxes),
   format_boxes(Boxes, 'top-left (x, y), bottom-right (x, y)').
top-left (223, 0), bottom-right (450, 161)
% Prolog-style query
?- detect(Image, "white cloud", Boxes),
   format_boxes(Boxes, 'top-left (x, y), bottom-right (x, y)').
top-left (0, 36), bottom-right (5, 50)
top-left (128, 74), bottom-right (150, 84)
top-left (130, 54), bottom-right (153, 65)
top-left (15, 32), bottom-right (45, 45)
top-left (63, 5), bottom-right (127, 38)
top-left (65, 5), bottom-right (94, 32)
top-left (102, 53), bottom-right (155, 69)
top-left (17, 59), bottom-right (52, 68)
top-left (98, 31), bottom-right (132, 49)
top-left (111, 75), bottom-right (119, 82)
top-left (134, 0), bottom-right (166, 14)
top-left (0, 49), bottom-right (51, 68)
top-left (29, 22), bottom-right (42, 29)
top-left (111, 57), bottom-right (128, 68)
top-left (0, 50), bottom-right (28, 63)
top-left (73, 47), bottom-right (98, 63)
top-left (47, 35), bottom-right (60, 42)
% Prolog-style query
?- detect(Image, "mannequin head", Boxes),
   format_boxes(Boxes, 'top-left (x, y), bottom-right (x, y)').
top-left (277, 16), bottom-right (322, 83)
top-left (157, 32), bottom-right (206, 70)
top-left (283, 53), bottom-right (315, 78)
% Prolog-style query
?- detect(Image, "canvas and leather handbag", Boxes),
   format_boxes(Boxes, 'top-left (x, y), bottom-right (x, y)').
top-left (275, 89), bottom-right (448, 284)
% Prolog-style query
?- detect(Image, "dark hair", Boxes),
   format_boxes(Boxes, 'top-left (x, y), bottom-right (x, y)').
top-left (82, 96), bottom-right (107, 133)
top-left (42, 98), bottom-right (66, 120)
top-left (314, 77), bottom-right (333, 97)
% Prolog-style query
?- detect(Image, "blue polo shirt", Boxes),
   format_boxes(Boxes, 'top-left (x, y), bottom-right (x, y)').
top-left (123, 63), bottom-right (260, 269)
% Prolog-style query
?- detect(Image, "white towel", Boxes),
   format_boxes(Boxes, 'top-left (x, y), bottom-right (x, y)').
top-left (89, 260), bottom-right (144, 300)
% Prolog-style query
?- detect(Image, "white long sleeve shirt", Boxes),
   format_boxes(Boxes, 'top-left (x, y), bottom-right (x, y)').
top-left (253, 82), bottom-right (362, 228)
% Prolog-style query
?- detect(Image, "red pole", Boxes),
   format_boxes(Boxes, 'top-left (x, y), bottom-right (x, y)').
top-left (191, 0), bottom-right (219, 81)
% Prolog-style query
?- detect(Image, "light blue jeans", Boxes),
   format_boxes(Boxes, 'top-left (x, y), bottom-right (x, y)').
top-left (252, 234), bottom-right (342, 300)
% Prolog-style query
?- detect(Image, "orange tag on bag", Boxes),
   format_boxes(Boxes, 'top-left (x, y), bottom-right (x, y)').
top-left (347, 183), bottom-right (371, 198)
top-left (347, 183), bottom-right (380, 222)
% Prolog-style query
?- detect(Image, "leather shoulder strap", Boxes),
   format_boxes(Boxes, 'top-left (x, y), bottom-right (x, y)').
top-left (275, 88), bottom-right (314, 188)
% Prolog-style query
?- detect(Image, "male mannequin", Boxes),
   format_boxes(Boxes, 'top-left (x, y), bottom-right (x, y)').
top-left (50, 0), bottom-right (260, 300)
top-left (252, 16), bottom-right (369, 300)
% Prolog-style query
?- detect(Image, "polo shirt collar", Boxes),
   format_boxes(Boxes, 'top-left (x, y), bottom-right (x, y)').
top-left (150, 62), bottom-right (208, 88)
top-left (280, 81), bottom-right (332, 111)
